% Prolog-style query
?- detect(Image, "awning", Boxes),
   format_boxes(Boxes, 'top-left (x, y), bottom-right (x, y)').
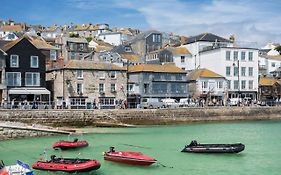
top-left (8, 88), bottom-right (50, 95)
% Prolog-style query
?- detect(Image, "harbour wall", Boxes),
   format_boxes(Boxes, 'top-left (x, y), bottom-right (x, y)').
top-left (0, 107), bottom-right (281, 128)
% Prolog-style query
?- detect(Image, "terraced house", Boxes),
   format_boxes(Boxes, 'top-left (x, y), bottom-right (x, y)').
top-left (127, 64), bottom-right (188, 107)
top-left (46, 60), bottom-right (127, 109)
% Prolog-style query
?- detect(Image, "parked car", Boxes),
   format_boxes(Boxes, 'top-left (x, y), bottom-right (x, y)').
top-left (140, 98), bottom-right (165, 109)
top-left (228, 98), bottom-right (242, 106)
top-left (161, 98), bottom-right (180, 108)
top-left (179, 98), bottom-right (197, 107)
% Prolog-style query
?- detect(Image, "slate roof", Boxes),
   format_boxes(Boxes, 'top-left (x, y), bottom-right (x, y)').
top-left (64, 60), bottom-right (126, 71)
top-left (1, 34), bottom-right (58, 51)
top-left (128, 30), bottom-right (161, 44)
top-left (184, 33), bottom-right (231, 44)
top-left (128, 64), bottom-right (185, 73)
top-left (187, 68), bottom-right (225, 81)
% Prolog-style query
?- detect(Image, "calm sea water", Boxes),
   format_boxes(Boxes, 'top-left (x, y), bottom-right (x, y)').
top-left (1, 121), bottom-right (281, 175)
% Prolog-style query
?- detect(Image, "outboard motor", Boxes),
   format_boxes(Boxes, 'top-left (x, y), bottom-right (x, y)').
top-left (109, 147), bottom-right (115, 152)
top-left (74, 138), bottom-right (78, 142)
top-left (190, 140), bottom-right (198, 146)
top-left (50, 155), bottom-right (56, 161)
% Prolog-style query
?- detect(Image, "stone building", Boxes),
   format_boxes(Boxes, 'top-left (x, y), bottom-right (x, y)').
top-left (46, 60), bottom-right (127, 109)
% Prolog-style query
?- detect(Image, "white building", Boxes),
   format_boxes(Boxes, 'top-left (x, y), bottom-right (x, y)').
top-left (259, 55), bottom-right (281, 76)
top-left (183, 33), bottom-right (259, 100)
top-left (97, 32), bottom-right (131, 46)
top-left (199, 47), bottom-right (259, 100)
top-left (187, 68), bottom-right (227, 105)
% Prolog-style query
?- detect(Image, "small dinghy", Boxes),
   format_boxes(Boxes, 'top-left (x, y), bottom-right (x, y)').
top-left (104, 147), bottom-right (157, 166)
top-left (0, 160), bottom-right (33, 175)
top-left (181, 140), bottom-right (245, 153)
top-left (53, 138), bottom-right (89, 150)
top-left (32, 155), bottom-right (101, 172)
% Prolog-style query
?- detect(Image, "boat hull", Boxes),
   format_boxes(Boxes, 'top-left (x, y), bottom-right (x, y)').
top-left (104, 152), bottom-right (157, 166)
top-left (53, 141), bottom-right (89, 150)
top-left (32, 159), bottom-right (100, 172)
top-left (181, 143), bottom-right (245, 153)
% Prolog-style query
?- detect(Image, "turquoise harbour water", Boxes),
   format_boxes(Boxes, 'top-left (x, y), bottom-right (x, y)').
top-left (1, 121), bottom-right (281, 175)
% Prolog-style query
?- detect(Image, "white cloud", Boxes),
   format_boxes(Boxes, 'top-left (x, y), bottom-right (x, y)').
top-left (114, 0), bottom-right (281, 46)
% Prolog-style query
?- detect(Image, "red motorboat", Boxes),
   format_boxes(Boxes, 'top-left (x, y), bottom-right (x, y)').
top-left (104, 147), bottom-right (157, 166)
top-left (32, 155), bottom-right (101, 172)
top-left (53, 138), bottom-right (88, 150)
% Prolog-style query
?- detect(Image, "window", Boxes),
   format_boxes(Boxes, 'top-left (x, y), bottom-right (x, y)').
top-left (99, 83), bottom-right (104, 92)
top-left (202, 81), bottom-right (208, 89)
top-left (153, 73), bottom-right (161, 80)
top-left (241, 67), bottom-right (246, 76)
top-left (241, 80), bottom-right (246, 90)
top-left (152, 34), bottom-right (161, 42)
top-left (110, 71), bottom-right (116, 79)
top-left (227, 80), bottom-right (231, 89)
top-left (70, 52), bottom-right (75, 60)
top-left (248, 67), bottom-right (253, 76)
top-left (171, 83), bottom-right (186, 93)
top-left (241, 51), bottom-right (246, 61)
top-left (69, 43), bottom-right (74, 50)
top-left (77, 70), bottom-right (83, 79)
top-left (99, 97), bottom-right (115, 108)
top-left (226, 51), bottom-right (231, 60)
top-left (30, 56), bottom-right (39, 68)
top-left (181, 56), bottom-right (185, 63)
top-left (50, 50), bottom-right (57, 60)
top-left (165, 74), bottom-right (171, 80)
top-left (124, 46), bottom-right (131, 52)
top-left (128, 84), bottom-right (133, 92)
top-left (70, 98), bottom-right (86, 109)
top-left (233, 51), bottom-right (238, 61)
top-left (152, 83), bottom-right (167, 93)
top-left (77, 83), bottom-right (83, 94)
top-left (234, 80), bottom-right (239, 90)
top-left (111, 83), bottom-right (116, 92)
top-left (249, 52), bottom-right (253, 61)
top-left (10, 55), bottom-right (19, 67)
top-left (6, 72), bottom-right (21, 86)
top-left (175, 74), bottom-right (182, 80)
top-left (226, 66), bottom-right (231, 76)
top-left (249, 80), bottom-right (253, 89)
top-left (234, 67), bottom-right (239, 76)
top-left (144, 83), bottom-right (149, 93)
top-left (79, 44), bottom-right (84, 50)
top-left (217, 81), bottom-right (223, 89)
top-left (25, 72), bottom-right (40, 86)
top-left (272, 62), bottom-right (276, 67)
top-left (99, 71), bottom-right (105, 79)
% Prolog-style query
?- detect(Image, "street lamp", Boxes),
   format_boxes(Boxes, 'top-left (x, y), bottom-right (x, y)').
top-left (233, 59), bottom-right (240, 106)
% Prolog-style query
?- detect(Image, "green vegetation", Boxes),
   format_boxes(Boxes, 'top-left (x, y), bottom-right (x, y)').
top-left (275, 45), bottom-right (281, 55)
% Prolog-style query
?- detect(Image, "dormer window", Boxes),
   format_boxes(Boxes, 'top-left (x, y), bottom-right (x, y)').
top-left (50, 50), bottom-right (57, 60)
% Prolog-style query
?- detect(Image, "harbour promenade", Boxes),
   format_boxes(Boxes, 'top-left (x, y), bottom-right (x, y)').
top-left (1, 106), bottom-right (281, 140)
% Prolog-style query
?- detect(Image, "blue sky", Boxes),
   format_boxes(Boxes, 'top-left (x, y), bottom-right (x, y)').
top-left (1, 0), bottom-right (281, 46)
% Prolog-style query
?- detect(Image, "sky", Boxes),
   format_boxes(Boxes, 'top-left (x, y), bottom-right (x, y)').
top-left (1, 0), bottom-right (281, 47)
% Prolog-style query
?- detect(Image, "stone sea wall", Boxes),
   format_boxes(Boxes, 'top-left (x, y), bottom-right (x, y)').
top-left (0, 107), bottom-right (281, 128)
top-left (0, 127), bottom-right (55, 140)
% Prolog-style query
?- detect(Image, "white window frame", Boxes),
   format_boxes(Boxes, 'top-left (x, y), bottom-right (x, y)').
top-left (25, 72), bottom-right (40, 86)
top-left (10, 55), bottom-right (19, 67)
top-left (99, 83), bottom-right (104, 92)
top-left (249, 52), bottom-right (253, 61)
top-left (226, 51), bottom-right (231, 60)
top-left (111, 83), bottom-right (116, 92)
top-left (50, 50), bottom-right (57, 60)
top-left (241, 80), bottom-right (246, 90)
top-left (6, 72), bottom-right (21, 86)
top-left (77, 70), bottom-right (83, 79)
top-left (77, 83), bottom-right (83, 94)
top-left (30, 56), bottom-right (39, 68)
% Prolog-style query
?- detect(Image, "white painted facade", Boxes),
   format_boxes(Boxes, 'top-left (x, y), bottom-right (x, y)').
top-left (183, 41), bottom-right (233, 70)
top-left (259, 56), bottom-right (281, 75)
top-left (173, 54), bottom-right (192, 71)
top-left (199, 47), bottom-right (259, 99)
top-left (97, 32), bottom-right (130, 46)
top-left (195, 77), bottom-right (227, 98)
